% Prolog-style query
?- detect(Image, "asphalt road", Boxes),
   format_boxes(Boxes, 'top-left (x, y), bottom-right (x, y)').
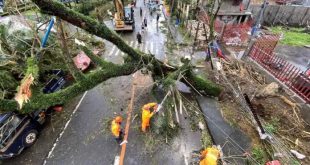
top-left (3, 0), bottom-right (203, 164)
top-left (41, 0), bottom-right (189, 163)
top-left (274, 45), bottom-right (310, 71)
top-left (1, 96), bottom-right (83, 165)
top-left (103, 0), bottom-right (167, 65)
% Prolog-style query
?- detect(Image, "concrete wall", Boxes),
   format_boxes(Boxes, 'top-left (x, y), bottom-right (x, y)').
top-left (251, 5), bottom-right (310, 27)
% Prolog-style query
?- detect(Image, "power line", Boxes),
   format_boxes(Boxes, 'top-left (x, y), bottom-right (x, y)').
top-left (179, 93), bottom-right (261, 165)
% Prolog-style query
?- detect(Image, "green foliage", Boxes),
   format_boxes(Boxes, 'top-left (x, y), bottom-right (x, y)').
top-left (7, 30), bottom-right (33, 54)
top-left (271, 26), bottom-right (310, 46)
top-left (6, 62), bottom-right (137, 113)
top-left (264, 117), bottom-right (279, 134)
top-left (181, 0), bottom-right (192, 4)
top-left (25, 57), bottom-right (39, 79)
top-left (162, 77), bottom-right (175, 89)
top-left (201, 130), bottom-right (212, 148)
top-left (142, 132), bottom-right (161, 153)
top-left (251, 146), bottom-right (268, 165)
top-left (153, 98), bottom-right (179, 140)
top-left (290, 160), bottom-right (301, 165)
top-left (0, 0), bottom-right (222, 114)
top-left (153, 111), bottom-right (179, 140)
top-left (186, 72), bottom-right (221, 97)
top-left (0, 24), bottom-right (13, 54)
top-left (75, 0), bottom-right (109, 15)
top-left (75, 0), bottom-right (98, 15)
top-left (0, 25), bottom-right (7, 42)
top-left (0, 70), bottom-right (18, 90)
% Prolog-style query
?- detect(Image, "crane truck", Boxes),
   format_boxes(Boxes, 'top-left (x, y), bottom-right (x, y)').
top-left (113, 0), bottom-right (135, 31)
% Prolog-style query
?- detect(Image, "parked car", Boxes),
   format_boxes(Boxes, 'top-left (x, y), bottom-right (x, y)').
top-left (0, 69), bottom-right (66, 159)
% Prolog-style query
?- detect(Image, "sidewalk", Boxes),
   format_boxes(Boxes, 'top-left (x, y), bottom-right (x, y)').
top-left (196, 96), bottom-right (252, 164)
top-left (162, 4), bottom-right (183, 44)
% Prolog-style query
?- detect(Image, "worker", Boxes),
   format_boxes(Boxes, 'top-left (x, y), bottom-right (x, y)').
top-left (111, 116), bottom-right (124, 144)
top-left (137, 32), bottom-right (142, 44)
top-left (199, 147), bottom-right (220, 165)
top-left (143, 17), bottom-right (147, 29)
top-left (141, 102), bottom-right (158, 132)
top-left (156, 13), bottom-right (160, 24)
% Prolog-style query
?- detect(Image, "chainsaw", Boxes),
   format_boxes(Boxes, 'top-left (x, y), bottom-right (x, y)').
top-left (155, 90), bottom-right (171, 113)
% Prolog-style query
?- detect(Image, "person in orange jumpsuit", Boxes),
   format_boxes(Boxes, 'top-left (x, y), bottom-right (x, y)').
top-left (111, 116), bottom-right (124, 144)
top-left (200, 147), bottom-right (220, 165)
top-left (141, 102), bottom-right (158, 132)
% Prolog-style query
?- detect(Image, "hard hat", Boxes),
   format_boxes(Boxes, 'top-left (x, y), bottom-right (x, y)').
top-left (143, 105), bottom-right (150, 110)
top-left (115, 116), bottom-right (123, 123)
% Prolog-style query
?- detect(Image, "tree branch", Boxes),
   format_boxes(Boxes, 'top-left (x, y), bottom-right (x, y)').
top-left (0, 0), bottom-right (222, 113)
top-left (0, 61), bottom-right (141, 113)
top-left (32, 0), bottom-right (141, 60)
top-left (57, 19), bottom-right (85, 81)
top-left (81, 46), bottom-right (110, 68)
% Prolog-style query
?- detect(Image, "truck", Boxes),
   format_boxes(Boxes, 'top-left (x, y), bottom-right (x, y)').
top-left (0, 69), bottom-right (66, 159)
top-left (113, 0), bottom-right (135, 32)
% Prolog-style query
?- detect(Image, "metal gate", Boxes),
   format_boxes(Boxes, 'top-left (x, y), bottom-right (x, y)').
top-left (249, 35), bottom-right (310, 103)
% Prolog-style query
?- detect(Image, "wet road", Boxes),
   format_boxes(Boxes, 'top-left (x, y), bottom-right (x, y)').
top-left (3, 0), bottom-right (203, 164)
top-left (1, 96), bottom-right (82, 165)
top-left (103, 1), bottom-right (167, 64)
top-left (275, 45), bottom-right (310, 71)
top-left (42, 1), bottom-right (201, 164)
top-left (5, 0), bottom-right (198, 165)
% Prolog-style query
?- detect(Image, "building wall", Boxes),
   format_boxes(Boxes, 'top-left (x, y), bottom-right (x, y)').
top-left (251, 5), bottom-right (310, 27)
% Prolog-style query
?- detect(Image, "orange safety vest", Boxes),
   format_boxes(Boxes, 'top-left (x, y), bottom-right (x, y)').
top-left (142, 109), bottom-right (154, 126)
top-left (142, 102), bottom-right (157, 125)
top-left (200, 147), bottom-right (220, 165)
top-left (111, 120), bottom-right (121, 137)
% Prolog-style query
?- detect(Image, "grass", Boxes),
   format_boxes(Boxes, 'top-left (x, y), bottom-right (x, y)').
top-left (201, 130), bottom-right (212, 148)
top-left (251, 146), bottom-right (268, 165)
top-left (271, 26), bottom-right (310, 46)
top-left (142, 133), bottom-right (161, 153)
top-left (290, 160), bottom-right (301, 165)
top-left (264, 117), bottom-right (280, 134)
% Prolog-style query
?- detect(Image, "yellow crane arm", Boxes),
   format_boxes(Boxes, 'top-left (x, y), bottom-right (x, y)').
top-left (114, 0), bottom-right (125, 28)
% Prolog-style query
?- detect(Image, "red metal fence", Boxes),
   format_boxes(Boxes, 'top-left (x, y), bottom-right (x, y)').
top-left (214, 20), bottom-right (252, 45)
top-left (197, 10), bottom-right (252, 46)
top-left (249, 35), bottom-right (310, 103)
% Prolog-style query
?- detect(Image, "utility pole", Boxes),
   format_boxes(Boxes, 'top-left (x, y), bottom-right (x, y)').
top-left (251, 0), bottom-right (268, 36)
top-left (246, 0), bottom-right (251, 10)
top-left (241, 0), bottom-right (268, 59)
top-left (170, 0), bottom-right (175, 15)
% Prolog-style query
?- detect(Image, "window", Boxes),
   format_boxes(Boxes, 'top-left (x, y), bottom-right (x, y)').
top-left (124, 8), bottom-right (131, 19)
top-left (0, 115), bottom-right (21, 149)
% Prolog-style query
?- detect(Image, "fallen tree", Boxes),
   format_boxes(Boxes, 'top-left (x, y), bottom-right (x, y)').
top-left (0, 0), bottom-right (221, 113)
